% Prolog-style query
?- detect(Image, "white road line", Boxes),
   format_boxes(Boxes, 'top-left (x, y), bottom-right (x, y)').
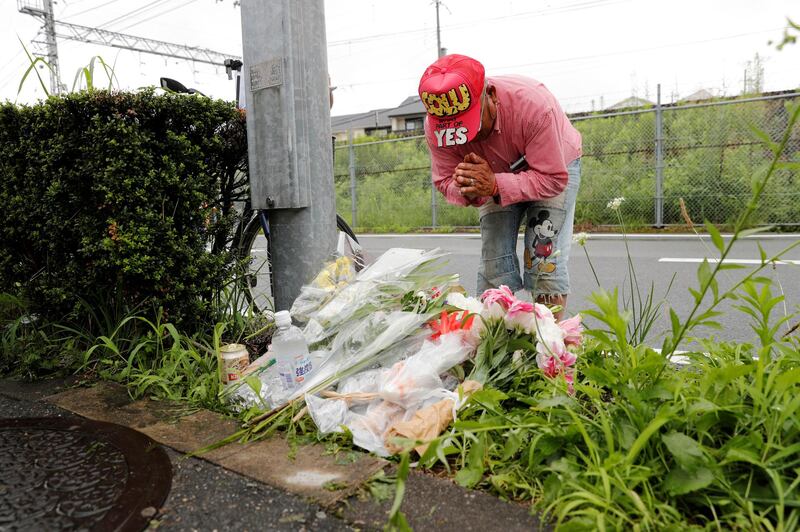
top-left (659, 257), bottom-right (800, 265)
top-left (360, 233), bottom-right (800, 240)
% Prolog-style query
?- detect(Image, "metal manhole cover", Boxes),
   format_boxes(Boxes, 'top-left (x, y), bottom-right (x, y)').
top-left (0, 417), bottom-right (172, 532)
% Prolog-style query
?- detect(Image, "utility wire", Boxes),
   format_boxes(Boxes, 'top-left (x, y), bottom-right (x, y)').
top-left (62, 0), bottom-right (128, 22)
top-left (328, 0), bottom-right (628, 47)
top-left (115, 0), bottom-right (201, 33)
top-left (97, 0), bottom-right (173, 30)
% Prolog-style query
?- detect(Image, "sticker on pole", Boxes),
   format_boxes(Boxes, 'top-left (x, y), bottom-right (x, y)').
top-left (250, 59), bottom-right (283, 92)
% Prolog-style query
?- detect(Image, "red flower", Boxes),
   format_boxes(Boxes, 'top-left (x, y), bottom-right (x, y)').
top-left (428, 310), bottom-right (475, 340)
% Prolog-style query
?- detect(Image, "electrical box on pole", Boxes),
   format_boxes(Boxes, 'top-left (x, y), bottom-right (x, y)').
top-left (240, 0), bottom-right (337, 309)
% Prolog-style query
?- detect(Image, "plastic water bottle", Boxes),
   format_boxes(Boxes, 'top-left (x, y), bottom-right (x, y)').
top-left (271, 311), bottom-right (313, 396)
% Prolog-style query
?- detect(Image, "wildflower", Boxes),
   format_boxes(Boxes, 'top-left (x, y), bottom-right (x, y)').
top-left (572, 232), bottom-right (589, 246)
top-left (558, 314), bottom-right (583, 347)
top-left (607, 197), bottom-right (625, 211)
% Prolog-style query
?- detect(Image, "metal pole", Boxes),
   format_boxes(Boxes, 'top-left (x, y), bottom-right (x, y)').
top-left (241, 0), bottom-right (336, 310)
top-left (348, 129), bottom-right (357, 228)
top-left (432, 0), bottom-right (442, 228)
top-left (435, 1), bottom-right (443, 58)
top-left (42, 0), bottom-right (61, 94)
top-left (655, 83), bottom-right (664, 227)
top-left (431, 157), bottom-right (439, 229)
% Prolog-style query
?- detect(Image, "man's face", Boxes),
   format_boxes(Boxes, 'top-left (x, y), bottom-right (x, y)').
top-left (472, 85), bottom-right (497, 142)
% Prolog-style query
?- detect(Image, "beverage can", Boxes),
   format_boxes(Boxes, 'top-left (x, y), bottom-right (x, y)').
top-left (219, 343), bottom-right (250, 384)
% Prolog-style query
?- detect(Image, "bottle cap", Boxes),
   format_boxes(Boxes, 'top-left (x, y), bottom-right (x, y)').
top-left (274, 310), bottom-right (291, 328)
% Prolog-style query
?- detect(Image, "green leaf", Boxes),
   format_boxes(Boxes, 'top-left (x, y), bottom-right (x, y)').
top-left (740, 226), bottom-right (773, 240)
top-left (662, 431), bottom-right (706, 469)
top-left (468, 388), bottom-right (508, 410)
top-left (626, 407), bottom-right (674, 464)
top-left (669, 308), bottom-right (681, 339)
top-left (704, 221), bottom-right (725, 253)
top-left (664, 466), bottom-right (714, 495)
top-left (502, 430), bottom-right (524, 460)
top-left (386, 452), bottom-right (412, 532)
top-left (454, 465), bottom-right (484, 488)
top-left (696, 259), bottom-right (712, 289)
top-left (581, 366), bottom-right (618, 387)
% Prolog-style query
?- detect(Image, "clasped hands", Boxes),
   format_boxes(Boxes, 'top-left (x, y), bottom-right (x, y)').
top-left (454, 152), bottom-right (496, 199)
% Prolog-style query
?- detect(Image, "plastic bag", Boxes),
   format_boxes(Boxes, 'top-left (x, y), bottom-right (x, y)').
top-left (304, 331), bottom-right (477, 455)
top-left (379, 334), bottom-right (472, 408)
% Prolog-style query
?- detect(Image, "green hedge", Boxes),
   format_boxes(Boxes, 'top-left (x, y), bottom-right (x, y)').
top-left (0, 90), bottom-right (248, 329)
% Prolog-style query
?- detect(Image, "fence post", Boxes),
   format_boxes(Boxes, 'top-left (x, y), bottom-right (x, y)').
top-left (430, 159), bottom-right (438, 228)
top-left (654, 83), bottom-right (664, 227)
top-left (348, 129), bottom-right (357, 228)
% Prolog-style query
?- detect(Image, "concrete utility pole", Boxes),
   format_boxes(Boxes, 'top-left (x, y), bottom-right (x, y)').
top-left (240, 0), bottom-right (337, 310)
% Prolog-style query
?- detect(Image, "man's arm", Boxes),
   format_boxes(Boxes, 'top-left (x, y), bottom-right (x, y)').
top-left (494, 109), bottom-right (569, 205)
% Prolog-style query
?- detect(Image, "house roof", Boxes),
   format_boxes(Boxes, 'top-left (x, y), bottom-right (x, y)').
top-left (606, 96), bottom-right (655, 110)
top-left (331, 108), bottom-right (393, 131)
top-left (679, 89), bottom-right (715, 102)
top-left (387, 95), bottom-right (426, 118)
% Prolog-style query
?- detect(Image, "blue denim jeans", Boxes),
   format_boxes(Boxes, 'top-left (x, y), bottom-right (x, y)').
top-left (477, 158), bottom-right (581, 296)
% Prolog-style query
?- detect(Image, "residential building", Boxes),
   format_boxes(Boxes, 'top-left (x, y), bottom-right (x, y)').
top-left (331, 96), bottom-right (426, 140)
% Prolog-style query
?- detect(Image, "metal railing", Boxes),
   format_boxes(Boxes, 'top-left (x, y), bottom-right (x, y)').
top-left (334, 90), bottom-right (800, 230)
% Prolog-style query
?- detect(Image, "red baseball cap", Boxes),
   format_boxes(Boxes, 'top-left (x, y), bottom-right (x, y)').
top-left (418, 54), bottom-right (485, 148)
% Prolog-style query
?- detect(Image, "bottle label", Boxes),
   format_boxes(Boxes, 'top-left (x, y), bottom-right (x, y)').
top-left (294, 354), bottom-right (313, 384)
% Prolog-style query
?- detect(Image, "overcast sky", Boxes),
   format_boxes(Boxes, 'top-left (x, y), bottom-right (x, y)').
top-left (2, 0), bottom-right (798, 115)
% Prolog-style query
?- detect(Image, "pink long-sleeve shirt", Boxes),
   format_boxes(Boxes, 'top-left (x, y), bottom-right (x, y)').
top-left (426, 75), bottom-right (582, 207)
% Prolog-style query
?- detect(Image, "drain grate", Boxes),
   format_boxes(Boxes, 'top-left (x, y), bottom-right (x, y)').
top-left (0, 417), bottom-right (172, 531)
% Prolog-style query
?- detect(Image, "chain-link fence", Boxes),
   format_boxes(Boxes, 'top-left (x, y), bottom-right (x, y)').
top-left (334, 91), bottom-right (800, 230)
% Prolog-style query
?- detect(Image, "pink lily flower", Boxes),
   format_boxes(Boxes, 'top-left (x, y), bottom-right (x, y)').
top-left (558, 314), bottom-right (583, 347)
top-left (481, 285), bottom-right (515, 310)
top-left (536, 340), bottom-right (577, 394)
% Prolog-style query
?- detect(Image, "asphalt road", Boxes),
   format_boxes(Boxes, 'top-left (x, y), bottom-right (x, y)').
top-left (358, 233), bottom-right (800, 348)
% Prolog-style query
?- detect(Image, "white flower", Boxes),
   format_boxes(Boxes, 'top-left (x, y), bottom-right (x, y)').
top-left (482, 302), bottom-right (507, 321)
top-left (607, 197), bottom-right (625, 211)
top-left (533, 313), bottom-right (565, 351)
top-left (572, 232), bottom-right (589, 246)
top-left (446, 292), bottom-right (483, 316)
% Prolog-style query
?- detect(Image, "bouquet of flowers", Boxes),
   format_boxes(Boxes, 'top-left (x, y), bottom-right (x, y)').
top-left (448, 286), bottom-right (583, 392)
top-left (237, 249), bottom-right (583, 457)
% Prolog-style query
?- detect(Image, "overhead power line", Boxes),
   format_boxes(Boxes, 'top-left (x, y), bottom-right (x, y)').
top-left (97, 0), bottom-right (172, 30)
top-left (116, 0), bottom-right (202, 33)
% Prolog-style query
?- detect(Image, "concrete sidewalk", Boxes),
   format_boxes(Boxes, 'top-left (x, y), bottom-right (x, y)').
top-left (0, 378), bottom-right (547, 531)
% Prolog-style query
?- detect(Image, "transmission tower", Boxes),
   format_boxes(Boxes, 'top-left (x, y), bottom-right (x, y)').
top-left (18, 0), bottom-right (62, 93)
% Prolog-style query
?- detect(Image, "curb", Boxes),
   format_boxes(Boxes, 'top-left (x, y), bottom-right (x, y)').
top-left (1, 379), bottom-right (548, 531)
top-left (359, 233), bottom-right (800, 241)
